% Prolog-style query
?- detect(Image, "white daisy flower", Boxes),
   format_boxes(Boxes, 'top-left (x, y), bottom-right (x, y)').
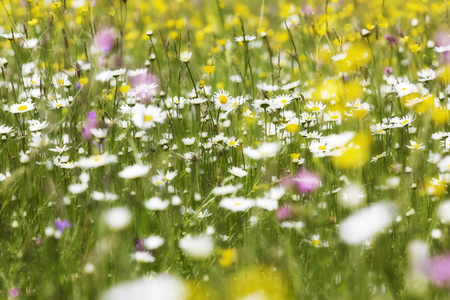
top-left (394, 81), bottom-right (418, 97)
top-left (338, 183), bottom-right (366, 208)
top-left (129, 83), bottom-right (158, 101)
top-left (417, 68), bottom-right (436, 82)
top-left (230, 74), bottom-right (242, 83)
top-left (224, 137), bottom-right (240, 147)
top-left (323, 111), bottom-right (341, 122)
top-left (144, 197), bottom-right (170, 211)
top-left (281, 80), bottom-right (301, 91)
top-left (111, 68), bottom-right (126, 77)
top-left (28, 119), bottom-right (48, 131)
top-left (68, 183), bottom-right (88, 194)
top-left (255, 198), bottom-right (279, 211)
top-left (438, 156), bottom-right (450, 173)
top-left (0, 124), bottom-right (13, 134)
top-left (52, 72), bottom-right (71, 87)
top-left (219, 197), bottom-right (255, 212)
top-left (370, 123), bottom-right (390, 135)
top-left (252, 99), bottom-right (276, 113)
top-left (131, 252), bottom-right (155, 263)
top-left (393, 114), bottom-right (415, 127)
top-left (132, 105), bottom-right (166, 129)
top-left (305, 101), bottom-right (326, 113)
top-left (48, 98), bottom-right (70, 110)
top-left (79, 153), bottom-right (118, 169)
top-left (213, 89), bottom-right (232, 110)
top-left (256, 82), bottom-right (279, 92)
top-left (371, 152), bottom-right (387, 162)
top-left (234, 35), bottom-right (256, 42)
top-left (339, 202), bottom-right (396, 245)
top-left (95, 70), bottom-right (113, 82)
top-left (434, 45), bottom-right (450, 53)
top-left (20, 38), bottom-right (39, 49)
top-left (179, 235), bottom-right (213, 258)
top-left (273, 94), bottom-right (293, 108)
top-left (406, 140), bottom-right (425, 150)
top-left (181, 137), bottom-right (196, 146)
top-left (104, 207), bottom-right (131, 230)
top-left (212, 184), bottom-right (243, 195)
top-left (49, 145), bottom-right (71, 154)
top-left (91, 191), bottom-right (118, 201)
top-left (228, 166), bottom-right (248, 177)
top-left (0, 32), bottom-right (25, 40)
top-left (309, 140), bottom-right (335, 157)
top-left (118, 164), bottom-right (151, 179)
top-left (144, 236), bottom-right (164, 250)
top-left (101, 275), bottom-right (185, 300)
top-left (179, 51), bottom-right (192, 63)
top-left (243, 142), bottom-right (281, 159)
top-left (9, 101), bottom-right (35, 114)
top-left (157, 170), bottom-right (178, 182)
top-left (301, 130), bottom-right (322, 139)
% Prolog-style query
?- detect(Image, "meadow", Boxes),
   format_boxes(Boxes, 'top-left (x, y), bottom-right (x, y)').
top-left (1, 0), bottom-right (450, 299)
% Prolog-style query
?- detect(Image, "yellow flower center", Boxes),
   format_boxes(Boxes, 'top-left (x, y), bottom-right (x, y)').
top-left (412, 144), bottom-right (421, 149)
top-left (376, 129), bottom-right (383, 133)
top-left (312, 239), bottom-right (321, 246)
top-left (56, 103), bottom-right (62, 107)
top-left (330, 115), bottom-right (339, 120)
top-left (318, 145), bottom-right (327, 151)
top-left (401, 120), bottom-right (409, 126)
top-left (18, 105), bottom-right (28, 111)
top-left (228, 141), bottom-right (236, 146)
top-left (156, 181), bottom-right (163, 186)
top-left (312, 106), bottom-right (320, 112)
top-left (59, 79), bottom-right (64, 84)
top-left (219, 95), bottom-right (228, 104)
top-left (281, 99), bottom-right (288, 104)
top-left (144, 114), bottom-right (153, 122)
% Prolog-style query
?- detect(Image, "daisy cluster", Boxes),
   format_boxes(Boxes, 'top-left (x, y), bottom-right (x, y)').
top-left (2, 0), bottom-right (450, 299)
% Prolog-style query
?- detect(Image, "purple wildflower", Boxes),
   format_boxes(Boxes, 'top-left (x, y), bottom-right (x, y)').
top-left (384, 35), bottom-right (397, 46)
top-left (283, 168), bottom-right (321, 193)
top-left (82, 111), bottom-right (98, 140)
top-left (276, 205), bottom-right (292, 221)
top-left (130, 73), bottom-right (159, 103)
top-left (429, 254), bottom-right (450, 286)
top-left (91, 140), bottom-right (104, 152)
top-left (136, 238), bottom-right (145, 252)
top-left (10, 288), bottom-right (19, 298)
top-left (302, 5), bottom-right (313, 16)
top-left (384, 66), bottom-right (393, 75)
top-left (435, 30), bottom-right (450, 63)
top-left (93, 28), bottom-right (116, 54)
top-left (55, 219), bottom-right (72, 233)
